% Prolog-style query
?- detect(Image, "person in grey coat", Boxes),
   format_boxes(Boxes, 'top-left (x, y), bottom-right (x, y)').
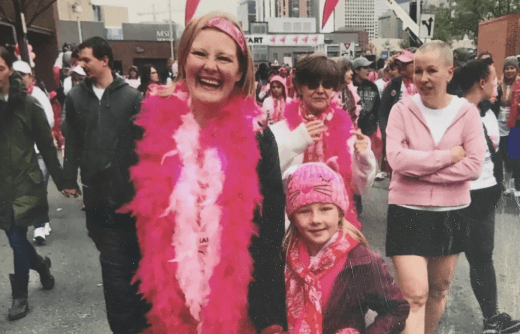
top-left (0, 47), bottom-right (63, 321)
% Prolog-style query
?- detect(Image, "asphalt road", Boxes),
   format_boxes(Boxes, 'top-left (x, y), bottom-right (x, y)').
top-left (1, 177), bottom-right (519, 333)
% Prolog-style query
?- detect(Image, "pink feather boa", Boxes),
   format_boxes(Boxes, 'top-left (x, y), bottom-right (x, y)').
top-left (123, 82), bottom-right (263, 333)
top-left (284, 98), bottom-right (361, 229)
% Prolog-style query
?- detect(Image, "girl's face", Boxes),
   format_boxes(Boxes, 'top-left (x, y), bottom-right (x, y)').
top-left (293, 203), bottom-right (341, 256)
top-left (185, 28), bottom-right (243, 108)
top-left (504, 65), bottom-right (518, 81)
top-left (270, 80), bottom-right (284, 99)
top-left (399, 62), bottom-right (414, 79)
top-left (388, 66), bottom-right (399, 78)
top-left (150, 67), bottom-right (159, 83)
top-left (414, 50), bottom-right (453, 99)
top-left (344, 69), bottom-right (353, 85)
top-left (129, 69), bottom-right (137, 79)
top-left (299, 79), bottom-right (334, 116)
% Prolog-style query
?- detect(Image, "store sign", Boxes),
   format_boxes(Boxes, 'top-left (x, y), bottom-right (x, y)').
top-left (246, 34), bottom-right (325, 46)
top-left (156, 30), bottom-right (173, 42)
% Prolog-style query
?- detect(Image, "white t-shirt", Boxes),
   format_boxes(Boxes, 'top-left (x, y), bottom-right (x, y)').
top-left (403, 95), bottom-right (468, 212)
top-left (31, 87), bottom-right (55, 155)
top-left (471, 109), bottom-right (499, 190)
top-left (375, 78), bottom-right (385, 98)
top-left (413, 94), bottom-right (466, 145)
top-left (92, 85), bottom-right (105, 101)
top-left (497, 105), bottom-right (511, 137)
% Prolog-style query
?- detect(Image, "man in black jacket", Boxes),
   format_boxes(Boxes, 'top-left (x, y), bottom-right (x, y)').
top-left (352, 57), bottom-right (380, 136)
top-left (61, 37), bottom-right (149, 334)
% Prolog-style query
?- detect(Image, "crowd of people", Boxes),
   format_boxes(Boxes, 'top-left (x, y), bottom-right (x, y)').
top-left (2, 10), bottom-right (520, 334)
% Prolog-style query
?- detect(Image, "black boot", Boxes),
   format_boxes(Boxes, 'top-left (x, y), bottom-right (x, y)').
top-left (31, 255), bottom-right (54, 290)
top-left (8, 274), bottom-right (28, 321)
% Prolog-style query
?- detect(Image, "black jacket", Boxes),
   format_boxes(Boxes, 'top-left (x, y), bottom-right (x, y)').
top-left (249, 127), bottom-right (288, 333)
top-left (63, 74), bottom-right (141, 211)
top-left (379, 76), bottom-right (403, 139)
top-left (354, 79), bottom-right (380, 136)
top-left (0, 73), bottom-right (63, 230)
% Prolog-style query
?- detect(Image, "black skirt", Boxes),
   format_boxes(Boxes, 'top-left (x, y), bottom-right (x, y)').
top-left (386, 204), bottom-right (466, 257)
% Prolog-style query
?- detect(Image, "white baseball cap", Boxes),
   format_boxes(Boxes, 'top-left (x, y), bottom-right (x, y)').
top-left (12, 61), bottom-right (32, 74)
top-left (71, 65), bottom-right (86, 76)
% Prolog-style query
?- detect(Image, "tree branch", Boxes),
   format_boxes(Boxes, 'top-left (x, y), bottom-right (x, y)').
top-left (0, 6), bottom-right (15, 24)
top-left (27, 0), bottom-right (57, 27)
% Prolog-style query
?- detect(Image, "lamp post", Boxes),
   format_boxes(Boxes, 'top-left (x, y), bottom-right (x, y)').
top-left (168, 0), bottom-right (174, 60)
top-left (72, 2), bottom-right (83, 43)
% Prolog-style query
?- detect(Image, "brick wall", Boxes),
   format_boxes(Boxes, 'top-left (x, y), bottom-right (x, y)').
top-left (478, 14), bottom-right (520, 78)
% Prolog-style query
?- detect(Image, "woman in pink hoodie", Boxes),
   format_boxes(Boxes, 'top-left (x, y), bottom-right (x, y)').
top-left (385, 41), bottom-right (485, 334)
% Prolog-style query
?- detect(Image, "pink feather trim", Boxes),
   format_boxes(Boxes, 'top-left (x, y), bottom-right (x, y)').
top-left (283, 98), bottom-right (361, 229)
top-left (123, 82), bottom-right (263, 333)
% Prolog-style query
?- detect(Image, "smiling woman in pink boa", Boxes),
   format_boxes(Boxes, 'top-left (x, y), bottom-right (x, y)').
top-left (123, 13), bottom-right (287, 334)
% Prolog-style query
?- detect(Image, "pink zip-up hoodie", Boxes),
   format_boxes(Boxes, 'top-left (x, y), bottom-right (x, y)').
top-left (386, 96), bottom-right (485, 207)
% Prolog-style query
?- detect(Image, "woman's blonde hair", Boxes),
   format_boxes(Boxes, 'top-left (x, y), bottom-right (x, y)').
top-left (282, 208), bottom-right (368, 253)
top-left (175, 12), bottom-right (255, 97)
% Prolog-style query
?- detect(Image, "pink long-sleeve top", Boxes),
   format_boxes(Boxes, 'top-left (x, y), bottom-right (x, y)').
top-left (386, 96), bottom-right (485, 207)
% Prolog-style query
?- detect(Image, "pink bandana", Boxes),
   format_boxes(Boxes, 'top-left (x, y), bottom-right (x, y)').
top-left (206, 17), bottom-right (246, 54)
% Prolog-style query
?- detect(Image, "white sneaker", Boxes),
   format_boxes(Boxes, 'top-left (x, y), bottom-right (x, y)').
top-left (44, 222), bottom-right (51, 236)
top-left (375, 171), bottom-right (386, 181)
top-left (33, 227), bottom-right (46, 244)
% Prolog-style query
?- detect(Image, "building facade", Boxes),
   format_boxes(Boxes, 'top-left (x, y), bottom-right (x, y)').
top-left (334, 0), bottom-right (376, 40)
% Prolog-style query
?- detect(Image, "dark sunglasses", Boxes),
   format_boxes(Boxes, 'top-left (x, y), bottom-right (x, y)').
top-left (306, 79), bottom-right (335, 90)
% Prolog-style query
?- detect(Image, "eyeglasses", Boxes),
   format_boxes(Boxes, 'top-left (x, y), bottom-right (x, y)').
top-left (306, 79), bottom-right (335, 90)
top-left (151, 71), bottom-right (158, 74)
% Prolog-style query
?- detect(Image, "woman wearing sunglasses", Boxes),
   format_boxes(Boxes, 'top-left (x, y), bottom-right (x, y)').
top-left (270, 53), bottom-right (376, 229)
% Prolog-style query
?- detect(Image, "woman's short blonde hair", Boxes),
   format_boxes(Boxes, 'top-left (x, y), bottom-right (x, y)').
top-left (175, 12), bottom-right (255, 97)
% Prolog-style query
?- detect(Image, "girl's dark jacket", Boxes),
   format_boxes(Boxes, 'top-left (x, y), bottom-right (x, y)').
top-left (0, 73), bottom-right (63, 231)
top-left (323, 245), bottom-right (409, 334)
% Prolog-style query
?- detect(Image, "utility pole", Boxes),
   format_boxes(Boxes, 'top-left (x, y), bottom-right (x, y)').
top-left (12, 0), bottom-right (30, 63)
top-left (168, 0), bottom-right (174, 60)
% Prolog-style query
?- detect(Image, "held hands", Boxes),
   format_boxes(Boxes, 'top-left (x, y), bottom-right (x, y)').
top-left (61, 188), bottom-right (81, 198)
top-left (351, 129), bottom-right (369, 155)
top-left (451, 146), bottom-right (465, 163)
top-left (305, 120), bottom-right (325, 143)
top-left (260, 325), bottom-right (287, 334)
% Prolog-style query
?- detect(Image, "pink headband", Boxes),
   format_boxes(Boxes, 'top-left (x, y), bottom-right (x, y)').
top-left (205, 17), bottom-right (246, 55)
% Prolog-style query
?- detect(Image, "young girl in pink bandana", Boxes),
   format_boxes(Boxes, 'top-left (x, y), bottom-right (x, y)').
top-left (283, 161), bottom-right (409, 334)
top-left (263, 75), bottom-right (292, 125)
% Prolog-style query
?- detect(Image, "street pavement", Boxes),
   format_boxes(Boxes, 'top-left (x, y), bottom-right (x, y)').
top-left (1, 176), bottom-right (519, 333)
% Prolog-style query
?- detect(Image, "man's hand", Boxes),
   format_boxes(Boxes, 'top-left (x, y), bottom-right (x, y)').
top-left (260, 325), bottom-right (287, 334)
top-left (62, 188), bottom-right (81, 198)
top-left (351, 129), bottom-right (369, 155)
top-left (305, 120), bottom-right (324, 143)
top-left (451, 146), bottom-right (465, 163)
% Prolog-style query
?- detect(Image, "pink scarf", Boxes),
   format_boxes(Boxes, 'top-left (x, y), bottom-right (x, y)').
top-left (298, 102), bottom-right (334, 163)
top-left (402, 77), bottom-right (418, 98)
top-left (286, 231), bottom-right (358, 334)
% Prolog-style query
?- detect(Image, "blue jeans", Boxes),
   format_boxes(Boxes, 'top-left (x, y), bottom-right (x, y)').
top-left (5, 223), bottom-right (38, 290)
top-left (86, 206), bottom-right (150, 334)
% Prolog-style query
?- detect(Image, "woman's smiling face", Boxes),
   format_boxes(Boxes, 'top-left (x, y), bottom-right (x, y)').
top-left (184, 28), bottom-right (243, 107)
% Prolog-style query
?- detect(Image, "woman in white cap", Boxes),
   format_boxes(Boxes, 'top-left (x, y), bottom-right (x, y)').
top-left (13, 60), bottom-right (55, 244)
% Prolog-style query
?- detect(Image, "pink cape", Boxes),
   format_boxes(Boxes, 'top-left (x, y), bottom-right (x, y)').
top-left (123, 82), bottom-right (263, 333)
